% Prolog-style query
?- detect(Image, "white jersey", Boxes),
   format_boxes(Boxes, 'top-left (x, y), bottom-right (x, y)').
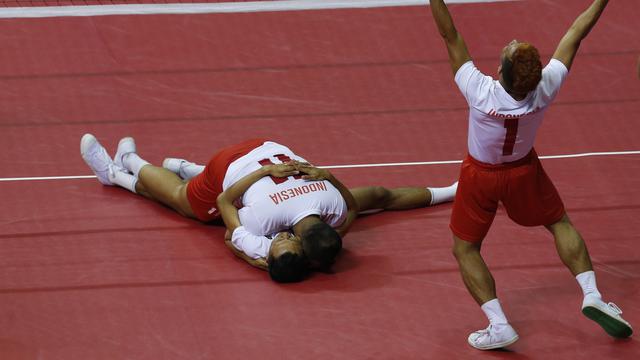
top-left (226, 142), bottom-right (347, 259)
top-left (455, 59), bottom-right (568, 164)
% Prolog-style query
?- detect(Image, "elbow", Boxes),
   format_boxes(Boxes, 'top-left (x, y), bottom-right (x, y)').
top-left (441, 29), bottom-right (460, 45)
top-left (216, 192), bottom-right (228, 208)
top-left (438, 23), bottom-right (458, 41)
top-left (439, 28), bottom-right (454, 40)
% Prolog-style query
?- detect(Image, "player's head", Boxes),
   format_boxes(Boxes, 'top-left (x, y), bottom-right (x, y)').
top-left (267, 232), bottom-right (308, 283)
top-left (499, 40), bottom-right (542, 96)
top-left (300, 222), bottom-right (342, 270)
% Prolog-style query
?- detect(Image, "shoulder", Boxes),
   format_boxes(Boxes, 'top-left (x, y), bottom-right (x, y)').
top-left (542, 59), bottom-right (569, 83)
top-left (454, 61), bottom-right (477, 84)
top-left (455, 61), bottom-right (498, 106)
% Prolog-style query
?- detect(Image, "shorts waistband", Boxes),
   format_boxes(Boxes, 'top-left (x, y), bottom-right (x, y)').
top-left (466, 149), bottom-right (535, 170)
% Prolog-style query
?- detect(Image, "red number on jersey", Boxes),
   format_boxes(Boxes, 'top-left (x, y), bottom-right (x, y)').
top-left (258, 154), bottom-right (302, 185)
top-left (502, 118), bottom-right (519, 156)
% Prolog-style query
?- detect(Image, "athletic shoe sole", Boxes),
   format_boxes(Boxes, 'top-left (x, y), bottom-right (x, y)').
top-left (80, 133), bottom-right (114, 185)
top-left (469, 334), bottom-right (519, 350)
top-left (80, 133), bottom-right (96, 155)
top-left (583, 306), bottom-right (633, 338)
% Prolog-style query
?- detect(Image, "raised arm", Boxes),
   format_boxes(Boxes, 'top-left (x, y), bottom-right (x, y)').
top-left (429, 0), bottom-right (472, 75)
top-left (552, 0), bottom-right (609, 70)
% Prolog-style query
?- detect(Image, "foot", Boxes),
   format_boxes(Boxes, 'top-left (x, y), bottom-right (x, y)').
top-left (162, 157), bottom-right (203, 180)
top-left (162, 157), bottom-right (186, 174)
top-left (114, 136), bottom-right (136, 169)
top-left (468, 324), bottom-right (519, 350)
top-left (80, 134), bottom-right (116, 185)
top-left (582, 296), bottom-right (633, 338)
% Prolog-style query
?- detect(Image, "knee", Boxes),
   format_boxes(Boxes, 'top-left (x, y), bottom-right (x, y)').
top-left (546, 213), bottom-right (573, 235)
top-left (170, 184), bottom-right (191, 216)
top-left (452, 239), bottom-right (474, 260)
top-left (370, 186), bottom-right (392, 207)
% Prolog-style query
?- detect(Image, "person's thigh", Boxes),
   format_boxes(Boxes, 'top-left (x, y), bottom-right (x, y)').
top-left (138, 165), bottom-right (195, 218)
top-left (502, 156), bottom-right (565, 227)
top-left (450, 160), bottom-right (499, 243)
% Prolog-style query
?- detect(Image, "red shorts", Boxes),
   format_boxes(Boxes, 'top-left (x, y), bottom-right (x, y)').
top-left (450, 149), bottom-right (565, 243)
top-left (186, 138), bottom-right (266, 222)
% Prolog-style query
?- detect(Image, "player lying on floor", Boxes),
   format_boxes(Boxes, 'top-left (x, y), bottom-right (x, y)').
top-left (81, 134), bottom-right (457, 283)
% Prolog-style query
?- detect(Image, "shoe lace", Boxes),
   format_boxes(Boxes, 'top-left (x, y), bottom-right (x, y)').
top-left (471, 325), bottom-right (493, 344)
top-left (88, 146), bottom-right (110, 164)
top-left (607, 302), bottom-right (623, 315)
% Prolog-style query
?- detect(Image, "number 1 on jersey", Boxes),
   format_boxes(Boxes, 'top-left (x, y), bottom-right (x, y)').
top-left (259, 154), bottom-right (302, 185)
top-left (502, 118), bottom-right (519, 156)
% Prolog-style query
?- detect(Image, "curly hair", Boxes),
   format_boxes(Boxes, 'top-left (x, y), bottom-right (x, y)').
top-left (268, 251), bottom-right (308, 283)
top-left (301, 222), bottom-right (342, 268)
top-left (502, 43), bottom-right (542, 95)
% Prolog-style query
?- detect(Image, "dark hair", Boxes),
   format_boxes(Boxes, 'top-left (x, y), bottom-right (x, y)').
top-left (268, 251), bottom-right (308, 283)
top-left (301, 222), bottom-right (342, 268)
top-left (502, 43), bottom-right (542, 95)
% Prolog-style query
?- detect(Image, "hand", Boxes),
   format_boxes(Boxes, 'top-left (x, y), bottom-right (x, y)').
top-left (265, 162), bottom-right (299, 178)
top-left (256, 257), bottom-right (269, 268)
top-left (294, 163), bottom-right (332, 181)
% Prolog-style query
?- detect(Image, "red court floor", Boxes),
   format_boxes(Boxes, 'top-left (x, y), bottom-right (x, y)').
top-left (0, 0), bottom-right (639, 359)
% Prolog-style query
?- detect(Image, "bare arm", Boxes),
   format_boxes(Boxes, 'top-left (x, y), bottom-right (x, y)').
top-left (295, 164), bottom-right (359, 237)
top-left (429, 0), bottom-right (472, 75)
top-left (216, 163), bottom-right (299, 232)
top-left (225, 240), bottom-right (268, 270)
top-left (552, 0), bottom-right (609, 70)
top-left (216, 163), bottom-right (298, 269)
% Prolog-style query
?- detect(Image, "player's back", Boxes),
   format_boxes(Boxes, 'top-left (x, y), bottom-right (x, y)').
top-left (455, 59), bottom-right (568, 164)
top-left (223, 142), bottom-right (347, 236)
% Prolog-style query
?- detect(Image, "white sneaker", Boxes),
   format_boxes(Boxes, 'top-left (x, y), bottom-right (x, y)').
top-left (162, 157), bottom-right (203, 180)
top-left (468, 324), bottom-right (519, 350)
top-left (80, 134), bottom-right (115, 185)
top-left (114, 136), bottom-right (136, 169)
top-left (162, 157), bottom-right (185, 174)
top-left (582, 296), bottom-right (633, 338)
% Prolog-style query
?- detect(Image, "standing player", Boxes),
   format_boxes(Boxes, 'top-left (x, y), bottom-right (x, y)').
top-left (428, 0), bottom-right (632, 350)
top-left (81, 134), bottom-right (457, 282)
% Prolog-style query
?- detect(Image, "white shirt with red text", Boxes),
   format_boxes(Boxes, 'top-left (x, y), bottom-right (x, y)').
top-left (226, 142), bottom-right (347, 259)
top-left (455, 59), bottom-right (568, 164)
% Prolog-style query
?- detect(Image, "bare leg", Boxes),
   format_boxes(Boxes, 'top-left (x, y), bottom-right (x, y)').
top-left (349, 186), bottom-right (431, 212)
top-left (546, 213), bottom-right (593, 276)
top-left (452, 235), bottom-right (496, 305)
top-left (135, 165), bottom-right (197, 219)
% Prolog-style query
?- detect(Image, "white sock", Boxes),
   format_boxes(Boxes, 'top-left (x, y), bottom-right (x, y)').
top-left (481, 298), bottom-right (509, 326)
top-left (576, 271), bottom-right (602, 299)
top-left (180, 163), bottom-right (205, 180)
top-left (427, 181), bottom-right (458, 206)
top-left (110, 167), bottom-right (138, 194)
top-left (123, 153), bottom-right (150, 178)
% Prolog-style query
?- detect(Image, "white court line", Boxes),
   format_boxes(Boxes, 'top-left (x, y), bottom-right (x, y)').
top-left (0, 0), bottom-right (516, 19)
top-left (1, 150), bottom-right (638, 182)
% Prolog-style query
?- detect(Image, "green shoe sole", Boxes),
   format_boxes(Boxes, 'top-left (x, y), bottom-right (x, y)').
top-left (582, 306), bottom-right (633, 338)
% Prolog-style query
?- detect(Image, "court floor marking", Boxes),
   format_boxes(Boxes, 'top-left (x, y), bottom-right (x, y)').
top-left (0, 0), bottom-right (517, 19)
top-left (1, 150), bottom-right (638, 182)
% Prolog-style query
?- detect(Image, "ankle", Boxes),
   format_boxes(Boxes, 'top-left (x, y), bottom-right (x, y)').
top-left (481, 299), bottom-right (509, 326)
